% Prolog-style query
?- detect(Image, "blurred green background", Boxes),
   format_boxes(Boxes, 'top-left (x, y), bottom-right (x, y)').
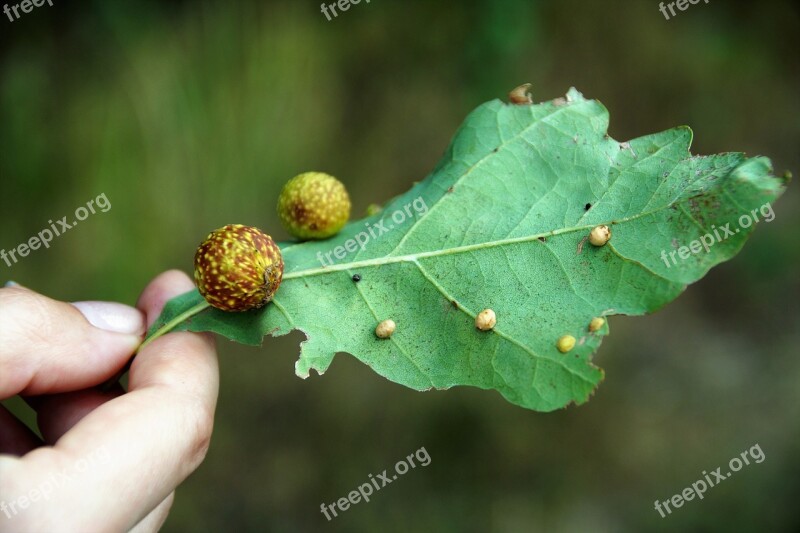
top-left (2, 0), bottom-right (799, 531)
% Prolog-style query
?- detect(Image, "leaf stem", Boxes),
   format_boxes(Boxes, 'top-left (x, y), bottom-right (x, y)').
top-left (99, 300), bottom-right (211, 391)
top-left (140, 300), bottom-right (211, 350)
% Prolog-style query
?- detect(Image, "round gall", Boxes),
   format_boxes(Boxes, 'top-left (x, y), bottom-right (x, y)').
top-left (475, 309), bottom-right (497, 331)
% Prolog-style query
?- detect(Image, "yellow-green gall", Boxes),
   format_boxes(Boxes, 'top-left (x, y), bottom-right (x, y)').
top-left (277, 172), bottom-right (351, 240)
top-left (375, 319), bottom-right (396, 339)
top-left (588, 317), bottom-right (605, 332)
top-left (589, 225), bottom-right (611, 246)
top-left (365, 203), bottom-right (382, 216)
top-left (194, 224), bottom-right (283, 312)
top-left (475, 309), bottom-right (497, 331)
top-left (556, 334), bottom-right (576, 353)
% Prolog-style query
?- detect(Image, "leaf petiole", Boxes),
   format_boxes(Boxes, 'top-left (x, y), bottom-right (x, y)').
top-left (140, 299), bottom-right (211, 349)
top-left (99, 299), bottom-right (211, 391)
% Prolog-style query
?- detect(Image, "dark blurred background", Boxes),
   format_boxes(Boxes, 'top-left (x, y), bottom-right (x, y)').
top-left (1, 0), bottom-right (798, 531)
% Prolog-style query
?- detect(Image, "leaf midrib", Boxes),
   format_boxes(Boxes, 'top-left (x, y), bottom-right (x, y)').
top-left (284, 214), bottom-right (620, 280)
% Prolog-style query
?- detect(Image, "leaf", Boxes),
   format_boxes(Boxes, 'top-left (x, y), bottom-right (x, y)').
top-left (149, 88), bottom-right (787, 411)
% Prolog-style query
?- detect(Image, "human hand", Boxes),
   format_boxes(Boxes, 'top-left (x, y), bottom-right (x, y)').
top-left (0, 271), bottom-right (218, 532)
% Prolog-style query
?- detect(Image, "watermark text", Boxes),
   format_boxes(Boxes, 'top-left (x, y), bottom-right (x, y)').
top-left (1, 193), bottom-right (111, 268)
top-left (658, 0), bottom-right (709, 20)
top-left (320, 446), bottom-right (431, 521)
top-left (654, 443), bottom-right (765, 518)
top-left (660, 202), bottom-right (774, 268)
top-left (1, 445), bottom-right (110, 520)
top-left (3, 0), bottom-right (54, 23)
top-left (317, 197), bottom-right (427, 267)
top-left (320, 0), bottom-right (371, 21)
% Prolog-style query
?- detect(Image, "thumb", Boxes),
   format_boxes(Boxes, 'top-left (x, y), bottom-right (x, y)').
top-left (0, 285), bottom-right (144, 398)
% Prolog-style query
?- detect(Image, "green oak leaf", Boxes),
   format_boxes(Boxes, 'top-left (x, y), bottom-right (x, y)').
top-left (148, 88), bottom-right (787, 411)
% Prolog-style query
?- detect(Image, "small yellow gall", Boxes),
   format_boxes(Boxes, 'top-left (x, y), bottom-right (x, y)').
top-left (277, 172), bottom-right (351, 240)
top-left (556, 334), bottom-right (576, 353)
top-left (375, 319), bottom-right (396, 339)
top-left (589, 317), bottom-right (605, 332)
top-left (508, 83), bottom-right (533, 105)
top-left (589, 225), bottom-right (611, 247)
top-left (475, 309), bottom-right (497, 331)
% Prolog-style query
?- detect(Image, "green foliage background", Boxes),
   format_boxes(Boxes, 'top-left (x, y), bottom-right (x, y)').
top-left (1, 0), bottom-right (798, 530)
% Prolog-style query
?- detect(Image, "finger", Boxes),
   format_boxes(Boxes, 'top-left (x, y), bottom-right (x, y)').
top-left (0, 287), bottom-right (145, 398)
top-left (0, 404), bottom-right (43, 455)
top-left (128, 493), bottom-right (175, 533)
top-left (135, 270), bottom-right (198, 328)
top-left (0, 270), bottom-right (218, 532)
top-left (129, 270), bottom-right (217, 399)
top-left (28, 386), bottom-right (124, 445)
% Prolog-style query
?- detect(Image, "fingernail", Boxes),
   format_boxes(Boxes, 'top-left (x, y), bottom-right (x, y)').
top-left (4, 281), bottom-right (19, 288)
top-left (72, 301), bottom-right (146, 336)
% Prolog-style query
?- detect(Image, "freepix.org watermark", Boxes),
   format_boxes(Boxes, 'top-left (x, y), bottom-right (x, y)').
top-left (320, 446), bottom-right (431, 521)
top-left (653, 443), bottom-right (765, 518)
top-left (658, 0), bottom-right (709, 21)
top-left (320, 0), bottom-right (371, 21)
top-left (3, 0), bottom-right (53, 23)
top-left (316, 197), bottom-right (428, 267)
top-left (1, 193), bottom-right (111, 268)
top-left (660, 202), bottom-right (775, 268)
top-left (1, 445), bottom-right (110, 520)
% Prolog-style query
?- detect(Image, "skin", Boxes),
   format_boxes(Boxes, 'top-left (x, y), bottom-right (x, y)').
top-left (0, 270), bottom-right (218, 532)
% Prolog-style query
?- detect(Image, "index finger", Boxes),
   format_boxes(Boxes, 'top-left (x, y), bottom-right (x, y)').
top-left (0, 286), bottom-right (143, 398)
